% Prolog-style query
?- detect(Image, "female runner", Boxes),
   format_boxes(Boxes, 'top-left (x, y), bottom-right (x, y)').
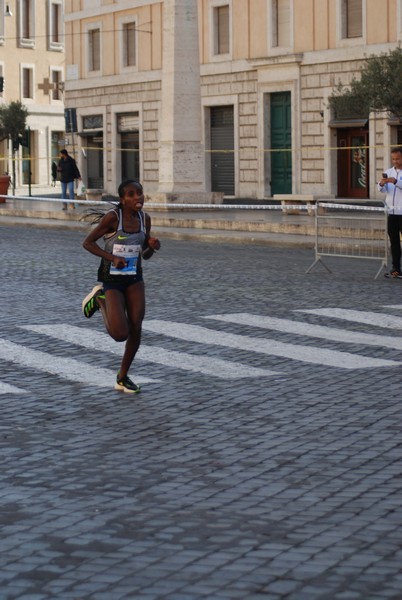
top-left (82, 179), bottom-right (160, 393)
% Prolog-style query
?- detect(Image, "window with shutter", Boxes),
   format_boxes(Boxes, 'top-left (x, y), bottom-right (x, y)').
top-left (22, 67), bottom-right (33, 99)
top-left (343, 0), bottom-right (362, 38)
top-left (51, 69), bottom-right (62, 101)
top-left (88, 28), bottom-right (101, 71)
top-left (21, 0), bottom-right (31, 39)
top-left (48, 1), bottom-right (63, 51)
top-left (123, 22), bottom-right (136, 67)
top-left (18, 0), bottom-right (35, 48)
top-left (51, 2), bottom-right (60, 43)
top-left (214, 5), bottom-right (229, 55)
top-left (272, 0), bottom-right (290, 47)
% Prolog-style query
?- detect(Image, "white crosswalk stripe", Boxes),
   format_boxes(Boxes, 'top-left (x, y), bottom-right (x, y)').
top-left (206, 313), bottom-right (402, 350)
top-left (142, 319), bottom-right (400, 369)
top-left (298, 308), bottom-right (402, 330)
top-left (0, 381), bottom-right (27, 395)
top-left (0, 338), bottom-right (158, 391)
top-left (21, 324), bottom-right (279, 379)
top-left (1, 305), bottom-right (401, 395)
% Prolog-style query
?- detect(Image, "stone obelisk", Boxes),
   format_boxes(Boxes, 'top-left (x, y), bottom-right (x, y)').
top-left (157, 0), bottom-right (218, 202)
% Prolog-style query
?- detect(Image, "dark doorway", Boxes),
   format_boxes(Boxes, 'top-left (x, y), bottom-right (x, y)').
top-left (86, 133), bottom-right (104, 189)
top-left (210, 106), bottom-right (235, 196)
top-left (121, 131), bottom-right (140, 182)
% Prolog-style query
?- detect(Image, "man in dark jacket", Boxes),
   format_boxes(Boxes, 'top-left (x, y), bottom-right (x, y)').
top-left (58, 149), bottom-right (81, 210)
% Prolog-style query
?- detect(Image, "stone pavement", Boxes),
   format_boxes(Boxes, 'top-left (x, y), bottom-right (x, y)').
top-left (1, 204), bottom-right (402, 599)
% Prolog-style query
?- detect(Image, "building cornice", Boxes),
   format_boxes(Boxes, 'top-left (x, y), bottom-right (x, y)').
top-left (301, 42), bottom-right (397, 66)
top-left (200, 58), bottom-right (258, 77)
top-left (64, 0), bottom-right (159, 21)
top-left (247, 53), bottom-right (304, 68)
top-left (65, 70), bottom-right (162, 91)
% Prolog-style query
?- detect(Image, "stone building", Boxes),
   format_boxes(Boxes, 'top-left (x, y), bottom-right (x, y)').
top-left (64, 0), bottom-right (402, 201)
top-left (0, 0), bottom-right (65, 190)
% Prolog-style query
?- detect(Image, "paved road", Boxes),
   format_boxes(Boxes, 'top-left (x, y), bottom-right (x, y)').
top-left (1, 225), bottom-right (402, 599)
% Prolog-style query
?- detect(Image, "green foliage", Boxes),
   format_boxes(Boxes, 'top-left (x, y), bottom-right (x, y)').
top-left (330, 80), bottom-right (371, 120)
top-left (0, 101), bottom-right (28, 144)
top-left (329, 47), bottom-right (402, 122)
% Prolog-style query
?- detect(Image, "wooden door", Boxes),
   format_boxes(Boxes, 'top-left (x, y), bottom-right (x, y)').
top-left (337, 128), bottom-right (369, 198)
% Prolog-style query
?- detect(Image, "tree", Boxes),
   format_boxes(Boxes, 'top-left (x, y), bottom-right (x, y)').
top-left (329, 47), bottom-right (402, 122)
top-left (0, 100), bottom-right (28, 146)
top-left (329, 81), bottom-right (371, 121)
top-left (0, 101), bottom-right (29, 194)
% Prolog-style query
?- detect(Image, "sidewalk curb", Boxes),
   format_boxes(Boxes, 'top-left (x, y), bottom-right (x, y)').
top-left (0, 205), bottom-right (315, 248)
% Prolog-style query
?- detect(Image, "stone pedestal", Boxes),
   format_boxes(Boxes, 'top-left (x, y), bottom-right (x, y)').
top-left (86, 189), bottom-right (104, 201)
top-left (150, 191), bottom-right (224, 205)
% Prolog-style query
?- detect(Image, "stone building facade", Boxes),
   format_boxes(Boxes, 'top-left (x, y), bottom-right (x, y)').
top-left (0, 0), bottom-right (65, 189)
top-left (64, 0), bottom-right (402, 201)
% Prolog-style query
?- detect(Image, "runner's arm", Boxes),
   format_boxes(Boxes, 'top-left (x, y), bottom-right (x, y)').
top-left (142, 213), bottom-right (161, 260)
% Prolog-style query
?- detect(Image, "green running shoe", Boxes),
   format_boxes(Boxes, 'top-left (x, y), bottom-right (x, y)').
top-left (82, 284), bottom-right (103, 318)
top-left (115, 375), bottom-right (141, 394)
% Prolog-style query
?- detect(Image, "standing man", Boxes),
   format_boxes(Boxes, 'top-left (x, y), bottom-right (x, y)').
top-left (58, 149), bottom-right (81, 210)
top-left (379, 147), bottom-right (402, 278)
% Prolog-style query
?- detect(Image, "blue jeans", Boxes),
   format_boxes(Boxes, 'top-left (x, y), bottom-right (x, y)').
top-left (61, 180), bottom-right (75, 201)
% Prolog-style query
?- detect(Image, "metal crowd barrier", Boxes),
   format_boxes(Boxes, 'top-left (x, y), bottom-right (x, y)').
top-left (306, 202), bottom-right (388, 279)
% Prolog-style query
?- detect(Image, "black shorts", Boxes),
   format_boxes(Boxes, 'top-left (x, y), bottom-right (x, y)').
top-left (102, 275), bottom-right (144, 292)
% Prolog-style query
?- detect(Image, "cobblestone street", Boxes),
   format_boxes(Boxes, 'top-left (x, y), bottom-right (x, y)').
top-left (1, 225), bottom-right (402, 599)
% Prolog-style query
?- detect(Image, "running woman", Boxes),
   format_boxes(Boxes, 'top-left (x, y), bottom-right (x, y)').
top-left (81, 179), bottom-right (161, 393)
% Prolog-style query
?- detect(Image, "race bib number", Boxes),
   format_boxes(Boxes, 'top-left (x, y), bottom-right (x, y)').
top-left (110, 244), bottom-right (141, 276)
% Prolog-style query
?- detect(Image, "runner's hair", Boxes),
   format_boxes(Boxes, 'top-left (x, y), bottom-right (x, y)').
top-left (80, 201), bottom-right (120, 225)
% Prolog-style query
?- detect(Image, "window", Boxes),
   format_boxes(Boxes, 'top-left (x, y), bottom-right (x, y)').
top-left (19, 0), bottom-right (35, 47)
top-left (83, 115), bottom-right (103, 130)
top-left (342, 0), bottom-right (362, 38)
top-left (21, 0), bottom-right (31, 38)
top-left (88, 28), bottom-right (101, 72)
top-left (51, 69), bottom-right (62, 101)
top-left (214, 4), bottom-right (229, 55)
top-left (22, 66), bottom-right (34, 99)
top-left (123, 22), bottom-right (136, 67)
top-left (0, 64), bottom-right (4, 97)
top-left (48, 0), bottom-right (63, 51)
top-left (272, 0), bottom-right (290, 47)
top-left (51, 130), bottom-right (65, 163)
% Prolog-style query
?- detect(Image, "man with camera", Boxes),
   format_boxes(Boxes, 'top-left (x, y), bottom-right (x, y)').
top-left (379, 147), bottom-right (402, 278)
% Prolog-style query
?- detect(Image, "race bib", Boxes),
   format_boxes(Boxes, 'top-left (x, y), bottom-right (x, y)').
top-left (110, 244), bottom-right (141, 276)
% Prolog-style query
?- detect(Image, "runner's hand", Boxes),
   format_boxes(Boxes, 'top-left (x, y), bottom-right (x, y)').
top-left (148, 237), bottom-right (160, 251)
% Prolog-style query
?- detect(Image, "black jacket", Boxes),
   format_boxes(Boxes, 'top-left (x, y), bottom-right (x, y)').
top-left (58, 156), bottom-right (80, 183)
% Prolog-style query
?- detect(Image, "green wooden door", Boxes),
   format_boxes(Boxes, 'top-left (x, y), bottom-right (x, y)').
top-left (270, 92), bottom-right (292, 195)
